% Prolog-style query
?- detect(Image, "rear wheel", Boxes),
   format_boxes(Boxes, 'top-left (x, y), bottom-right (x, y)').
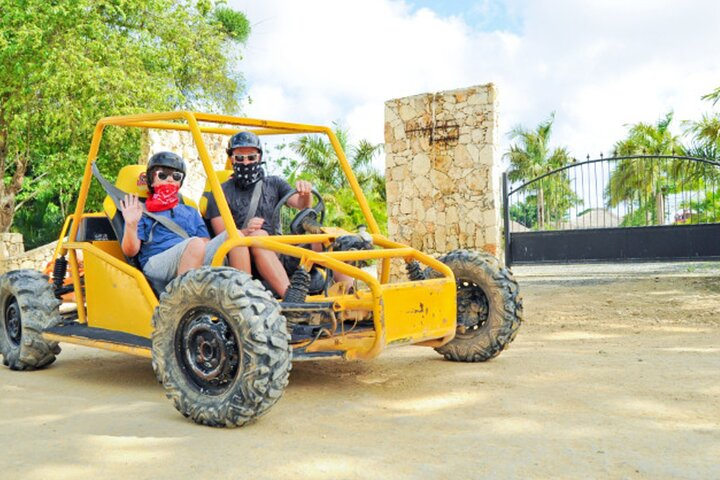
top-left (429, 250), bottom-right (523, 362)
top-left (0, 270), bottom-right (61, 370)
top-left (152, 267), bottom-right (291, 427)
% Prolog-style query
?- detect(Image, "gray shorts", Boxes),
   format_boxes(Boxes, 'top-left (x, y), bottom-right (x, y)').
top-left (143, 233), bottom-right (228, 283)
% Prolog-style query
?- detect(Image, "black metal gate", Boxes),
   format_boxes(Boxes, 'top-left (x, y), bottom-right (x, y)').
top-left (503, 155), bottom-right (720, 265)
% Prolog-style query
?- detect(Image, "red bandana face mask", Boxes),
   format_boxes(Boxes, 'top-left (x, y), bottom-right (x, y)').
top-left (145, 184), bottom-right (180, 212)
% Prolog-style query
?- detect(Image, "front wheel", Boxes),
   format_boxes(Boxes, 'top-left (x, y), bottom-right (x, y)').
top-left (152, 267), bottom-right (291, 427)
top-left (0, 270), bottom-right (61, 370)
top-left (429, 250), bottom-right (523, 362)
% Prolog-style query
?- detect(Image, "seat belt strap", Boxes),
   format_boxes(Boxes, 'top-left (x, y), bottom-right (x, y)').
top-left (242, 179), bottom-right (264, 229)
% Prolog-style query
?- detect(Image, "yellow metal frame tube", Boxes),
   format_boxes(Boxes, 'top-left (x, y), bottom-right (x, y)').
top-left (371, 234), bottom-right (455, 279)
top-left (243, 236), bottom-right (385, 359)
top-left (64, 121), bottom-right (108, 323)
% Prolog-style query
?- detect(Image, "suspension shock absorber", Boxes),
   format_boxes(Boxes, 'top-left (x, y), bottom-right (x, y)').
top-left (405, 260), bottom-right (426, 281)
top-left (52, 255), bottom-right (68, 290)
top-left (284, 266), bottom-right (311, 303)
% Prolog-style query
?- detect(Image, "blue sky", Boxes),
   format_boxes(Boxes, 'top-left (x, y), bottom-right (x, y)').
top-left (230, 0), bottom-right (720, 167)
top-left (408, 0), bottom-right (523, 33)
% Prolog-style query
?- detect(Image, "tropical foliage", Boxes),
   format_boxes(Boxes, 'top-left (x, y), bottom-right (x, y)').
top-left (271, 124), bottom-right (387, 235)
top-left (504, 113), bottom-right (579, 229)
top-left (605, 112), bottom-right (685, 226)
top-left (683, 113), bottom-right (720, 166)
top-left (702, 86), bottom-right (720, 106)
top-left (508, 197), bottom-right (537, 229)
top-left (1, 0), bottom-right (249, 247)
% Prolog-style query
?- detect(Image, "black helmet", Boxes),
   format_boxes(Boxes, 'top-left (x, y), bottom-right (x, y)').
top-left (147, 151), bottom-right (186, 192)
top-left (226, 131), bottom-right (263, 157)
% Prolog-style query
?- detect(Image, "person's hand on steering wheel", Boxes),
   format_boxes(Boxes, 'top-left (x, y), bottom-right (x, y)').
top-left (295, 180), bottom-right (313, 208)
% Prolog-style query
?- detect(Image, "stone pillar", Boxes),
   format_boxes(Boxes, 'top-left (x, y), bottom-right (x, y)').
top-left (384, 84), bottom-right (502, 262)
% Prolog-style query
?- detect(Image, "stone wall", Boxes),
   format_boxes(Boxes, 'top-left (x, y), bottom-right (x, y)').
top-left (0, 233), bottom-right (57, 274)
top-left (143, 129), bottom-right (228, 202)
top-left (384, 84), bottom-right (502, 261)
top-left (0, 233), bottom-right (24, 260)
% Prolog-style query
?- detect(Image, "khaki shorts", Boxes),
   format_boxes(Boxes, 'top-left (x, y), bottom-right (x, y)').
top-left (143, 233), bottom-right (228, 283)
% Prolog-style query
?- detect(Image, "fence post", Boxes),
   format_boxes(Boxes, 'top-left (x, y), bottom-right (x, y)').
top-left (503, 172), bottom-right (511, 266)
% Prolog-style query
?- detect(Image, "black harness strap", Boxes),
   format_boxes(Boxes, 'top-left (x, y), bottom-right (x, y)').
top-left (242, 179), bottom-right (264, 229)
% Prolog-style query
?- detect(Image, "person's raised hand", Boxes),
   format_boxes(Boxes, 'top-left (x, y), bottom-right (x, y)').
top-left (120, 194), bottom-right (143, 226)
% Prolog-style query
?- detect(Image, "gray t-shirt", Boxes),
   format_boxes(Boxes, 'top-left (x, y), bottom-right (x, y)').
top-left (204, 175), bottom-right (293, 235)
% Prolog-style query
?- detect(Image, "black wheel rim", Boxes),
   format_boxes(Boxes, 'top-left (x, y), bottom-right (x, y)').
top-left (176, 308), bottom-right (240, 395)
top-left (456, 279), bottom-right (489, 335)
top-left (4, 297), bottom-right (21, 346)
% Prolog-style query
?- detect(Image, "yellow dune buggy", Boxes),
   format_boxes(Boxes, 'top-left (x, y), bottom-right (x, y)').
top-left (0, 112), bottom-right (523, 427)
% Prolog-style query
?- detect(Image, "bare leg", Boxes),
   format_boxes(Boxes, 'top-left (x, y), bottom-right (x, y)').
top-left (311, 241), bottom-right (352, 289)
top-left (227, 229), bottom-right (252, 274)
top-left (333, 271), bottom-right (354, 286)
top-left (177, 237), bottom-right (208, 276)
top-left (249, 230), bottom-right (290, 297)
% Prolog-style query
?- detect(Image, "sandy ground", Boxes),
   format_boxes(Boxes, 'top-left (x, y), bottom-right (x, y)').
top-left (1, 262), bottom-right (719, 479)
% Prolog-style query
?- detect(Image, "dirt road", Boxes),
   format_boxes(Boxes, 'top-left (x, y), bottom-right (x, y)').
top-left (1, 263), bottom-right (719, 479)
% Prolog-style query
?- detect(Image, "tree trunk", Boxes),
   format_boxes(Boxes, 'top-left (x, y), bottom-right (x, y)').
top-left (0, 195), bottom-right (15, 232)
top-left (537, 188), bottom-right (545, 230)
top-left (0, 147), bottom-right (27, 232)
top-left (655, 191), bottom-right (665, 225)
top-left (0, 123), bottom-right (13, 233)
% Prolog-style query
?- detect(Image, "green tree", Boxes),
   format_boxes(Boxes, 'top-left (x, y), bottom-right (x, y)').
top-left (509, 198), bottom-right (537, 229)
top-left (670, 96), bottom-right (720, 225)
top-left (504, 113), bottom-right (576, 229)
top-left (0, 0), bottom-right (250, 240)
top-left (608, 112), bottom-right (684, 225)
top-left (701, 86), bottom-right (720, 105)
top-left (272, 124), bottom-right (386, 234)
top-left (683, 112), bottom-right (720, 160)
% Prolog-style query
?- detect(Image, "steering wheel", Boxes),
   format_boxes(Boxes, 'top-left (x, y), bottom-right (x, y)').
top-left (271, 188), bottom-right (325, 235)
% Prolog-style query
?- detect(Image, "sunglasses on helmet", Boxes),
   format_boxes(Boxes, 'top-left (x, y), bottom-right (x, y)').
top-left (231, 153), bottom-right (260, 163)
top-left (155, 170), bottom-right (184, 182)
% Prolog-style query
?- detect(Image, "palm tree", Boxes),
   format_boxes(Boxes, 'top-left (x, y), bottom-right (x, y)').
top-left (287, 124), bottom-right (386, 233)
top-left (701, 86), bottom-right (720, 105)
top-left (504, 113), bottom-right (575, 229)
top-left (608, 112), bottom-right (684, 225)
top-left (683, 112), bottom-right (720, 160)
top-left (290, 124), bottom-right (383, 194)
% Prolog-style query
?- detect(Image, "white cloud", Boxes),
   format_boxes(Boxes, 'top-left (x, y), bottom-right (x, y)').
top-left (231, 0), bottom-right (720, 166)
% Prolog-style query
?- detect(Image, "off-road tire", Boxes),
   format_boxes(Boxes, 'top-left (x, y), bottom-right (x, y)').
top-left (152, 267), bottom-right (291, 427)
top-left (429, 250), bottom-right (522, 362)
top-left (0, 270), bottom-right (62, 370)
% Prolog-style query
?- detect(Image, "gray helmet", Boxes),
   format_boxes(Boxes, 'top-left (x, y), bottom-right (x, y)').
top-left (147, 151), bottom-right (186, 192)
top-left (226, 131), bottom-right (263, 157)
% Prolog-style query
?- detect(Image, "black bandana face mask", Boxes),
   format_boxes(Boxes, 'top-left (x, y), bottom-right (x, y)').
top-left (232, 161), bottom-right (266, 189)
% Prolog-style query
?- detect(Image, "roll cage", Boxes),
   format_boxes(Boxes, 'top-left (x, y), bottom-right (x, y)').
top-left (56, 111), bottom-right (455, 360)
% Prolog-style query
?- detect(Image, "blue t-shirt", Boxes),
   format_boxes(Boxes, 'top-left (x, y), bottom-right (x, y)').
top-left (136, 204), bottom-right (209, 268)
